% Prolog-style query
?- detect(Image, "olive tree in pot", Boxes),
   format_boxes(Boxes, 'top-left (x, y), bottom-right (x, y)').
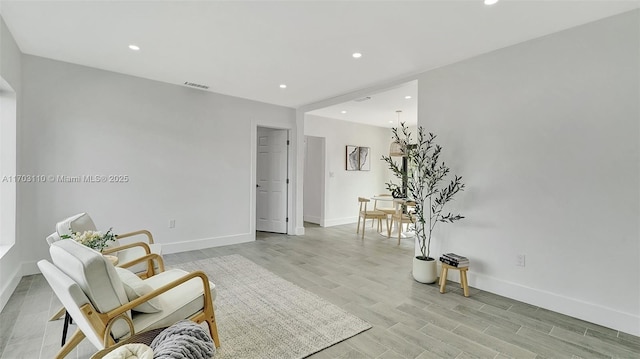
top-left (382, 123), bottom-right (465, 283)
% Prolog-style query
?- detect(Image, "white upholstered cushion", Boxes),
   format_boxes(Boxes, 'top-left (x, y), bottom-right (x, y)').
top-left (46, 232), bottom-right (62, 245)
top-left (56, 212), bottom-right (97, 236)
top-left (114, 267), bottom-right (162, 313)
top-left (50, 240), bottom-right (128, 313)
top-left (126, 269), bottom-right (216, 338)
top-left (49, 240), bottom-right (132, 342)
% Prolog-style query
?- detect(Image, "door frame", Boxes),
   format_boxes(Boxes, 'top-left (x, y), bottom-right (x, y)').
top-left (303, 135), bottom-right (326, 227)
top-left (251, 121), bottom-right (293, 236)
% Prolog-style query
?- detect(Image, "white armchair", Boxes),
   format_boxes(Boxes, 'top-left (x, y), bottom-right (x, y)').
top-left (38, 239), bottom-right (220, 359)
top-left (47, 213), bottom-right (165, 347)
top-left (56, 213), bottom-right (162, 278)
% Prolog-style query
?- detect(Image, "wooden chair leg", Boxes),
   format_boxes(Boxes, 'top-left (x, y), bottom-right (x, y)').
top-left (49, 307), bottom-right (66, 321)
top-left (356, 215), bottom-right (361, 234)
top-left (207, 318), bottom-right (220, 348)
top-left (61, 311), bottom-right (72, 346)
top-left (54, 329), bottom-right (85, 359)
top-left (204, 306), bottom-right (220, 348)
top-left (387, 217), bottom-right (393, 238)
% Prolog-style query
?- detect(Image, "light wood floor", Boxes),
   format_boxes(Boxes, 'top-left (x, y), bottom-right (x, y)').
top-left (1, 222), bottom-right (638, 358)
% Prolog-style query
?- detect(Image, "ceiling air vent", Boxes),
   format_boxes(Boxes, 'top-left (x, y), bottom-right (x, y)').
top-left (184, 81), bottom-right (209, 90)
top-left (354, 96), bottom-right (371, 102)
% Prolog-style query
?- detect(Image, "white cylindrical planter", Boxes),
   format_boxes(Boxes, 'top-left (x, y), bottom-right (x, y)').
top-left (412, 256), bottom-right (438, 283)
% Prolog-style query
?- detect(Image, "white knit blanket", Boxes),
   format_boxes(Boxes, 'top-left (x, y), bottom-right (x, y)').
top-left (150, 321), bottom-right (215, 359)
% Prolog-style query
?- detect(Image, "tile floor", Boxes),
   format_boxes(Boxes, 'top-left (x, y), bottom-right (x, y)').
top-left (1, 223), bottom-right (638, 358)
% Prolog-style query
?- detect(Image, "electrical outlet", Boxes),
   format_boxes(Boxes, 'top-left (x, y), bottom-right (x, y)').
top-left (516, 254), bottom-right (526, 267)
top-left (169, 219), bottom-right (175, 228)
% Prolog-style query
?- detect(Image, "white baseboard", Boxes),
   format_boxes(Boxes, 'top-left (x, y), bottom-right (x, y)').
top-left (0, 265), bottom-right (21, 312)
top-left (21, 261), bottom-right (39, 276)
top-left (161, 232), bottom-right (255, 254)
top-left (323, 217), bottom-right (357, 227)
top-left (15, 233), bottom-right (259, 281)
top-left (303, 215), bottom-right (321, 224)
top-left (4, 234), bottom-right (256, 308)
top-left (471, 272), bottom-right (640, 336)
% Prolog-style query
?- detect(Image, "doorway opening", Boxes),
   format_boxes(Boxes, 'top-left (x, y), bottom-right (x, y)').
top-left (303, 135), bottom-right (325, 226)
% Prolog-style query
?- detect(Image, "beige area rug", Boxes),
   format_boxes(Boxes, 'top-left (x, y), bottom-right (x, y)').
top-left (174, 254), bottom-right (371, 359)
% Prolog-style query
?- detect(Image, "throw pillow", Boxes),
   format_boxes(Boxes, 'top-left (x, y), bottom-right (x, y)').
top-left (114, 267), bottom-right (162, 313)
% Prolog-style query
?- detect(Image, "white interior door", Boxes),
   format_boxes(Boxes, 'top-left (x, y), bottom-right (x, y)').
top-left (256, 127), bottom-right (288, 233)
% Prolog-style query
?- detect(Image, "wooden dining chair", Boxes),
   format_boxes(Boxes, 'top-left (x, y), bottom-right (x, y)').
top-left (373, 194), bottom-right (396, 216)
top-left (357, 197), bottom-right (388, 239)
top-left (388, 199), bottom-right (416, 244)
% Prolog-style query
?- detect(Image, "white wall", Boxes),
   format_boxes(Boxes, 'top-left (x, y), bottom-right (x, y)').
top-left (417, 10), bottom-right (639, 335)
top-left (303, 136), bottom-right (324, 224)
top-left (0, 16), bottom-right (23, 312)
top-left (18, 55), bottom-right (295, 271)
top-left (305, 115), bottom-right (392, 226)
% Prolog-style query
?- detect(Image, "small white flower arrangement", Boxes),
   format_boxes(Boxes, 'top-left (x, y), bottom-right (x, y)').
top-left (62, 228), bottom-right (116, 252)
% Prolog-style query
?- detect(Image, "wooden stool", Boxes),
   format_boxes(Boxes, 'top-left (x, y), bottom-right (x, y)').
top-left (439, 263), bottom-right (470, 297)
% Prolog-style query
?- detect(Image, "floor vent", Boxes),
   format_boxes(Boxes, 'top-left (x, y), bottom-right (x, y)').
top-left (184, 81), bottom-right (209, 90)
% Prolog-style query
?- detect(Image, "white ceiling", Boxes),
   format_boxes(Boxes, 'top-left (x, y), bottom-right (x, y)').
top-left (308, 80), bottom-right (418, 128)
top-left (1, 1), bottom-right (638, 127)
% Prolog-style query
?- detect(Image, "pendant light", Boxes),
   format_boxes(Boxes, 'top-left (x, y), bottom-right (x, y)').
top-left (389, 110), bottom-right (404, 157)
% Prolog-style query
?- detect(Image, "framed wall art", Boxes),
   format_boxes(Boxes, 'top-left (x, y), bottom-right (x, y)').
top-left (345, 145), bottom-right (371, 171)
top-left (346, 145), bottom-right (359, 171)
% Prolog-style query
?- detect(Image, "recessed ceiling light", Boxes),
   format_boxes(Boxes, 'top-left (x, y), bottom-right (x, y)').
top-left (352, 52), bottom-right (362, 59)
top-left (484, 0), bottom-right (499, 5)
top-left (341, 110), bottom-right (347, 114)
top-left (279, 84), bottom-right (287, 89)
top-left (405, 96), bottom-right (412, 99)
top-left (128, 44), bottom-right (140, 51)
